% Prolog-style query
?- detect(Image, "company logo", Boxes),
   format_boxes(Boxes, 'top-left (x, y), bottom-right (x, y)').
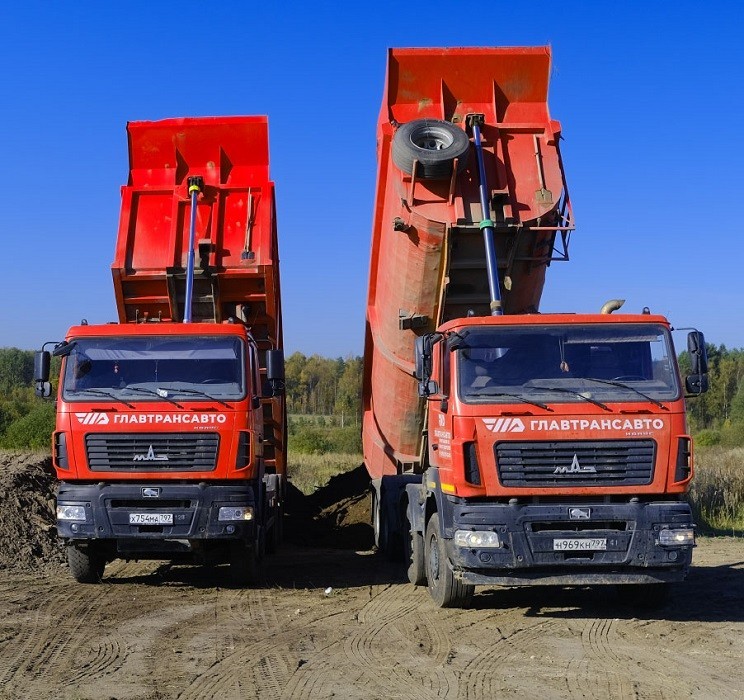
top-left (554, 454), bottom-right (597, 475)
top-left (438, 413), bottom-right (446, 427)
top-left (133, 445), bottom-right (169, 462)
top-left (75, 412), bottom-right (110, 426)
top-left (142, 487), bottom-right (161, 498)
top-left (483, 417), bottom-right (525, 433)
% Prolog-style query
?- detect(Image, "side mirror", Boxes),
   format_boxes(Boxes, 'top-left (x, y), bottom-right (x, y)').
top-left (418, 379), bottom-right (439, 398)
top-left (685, 374), bottom-right (709, 394)
top-left (685, 331), bottom-right (709, 395)
top-left (265, 349), bottom-right (285, 396)
top-left (34, 351), bottom-right (51, 382)
top-left (414, 334), bottom-right (441, 397)
top-left (35, 381), bottom-right (52, 399)
top-left (414, 336), bottom-right (427, 381)
top-left (687, 331), bottom-right (708, 375)
top-left (34, 351), bottom-right (53, 398)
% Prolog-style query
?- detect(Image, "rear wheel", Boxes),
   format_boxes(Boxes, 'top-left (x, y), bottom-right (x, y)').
top-left (425, 514), bottom-right (474, 607)
top-left (372, 490), bottom-right (381, 548)
top-left (372, 489), bottom-right (389, 551)
top-left (67, 544), bottom-right (105, 584)
top-left (405, 520), bottom-right (426, 586)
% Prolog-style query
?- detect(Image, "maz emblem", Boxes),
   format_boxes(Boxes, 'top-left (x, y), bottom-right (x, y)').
top-left (133, 445), bottom-right (169, 462)
top-left (554, 454), bottom-right (596, 475)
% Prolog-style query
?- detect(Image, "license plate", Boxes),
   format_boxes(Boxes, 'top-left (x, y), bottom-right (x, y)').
top-left (129, 513), bottom-right (173, 525)
top-left (553, 538), bottom-right (607, 551)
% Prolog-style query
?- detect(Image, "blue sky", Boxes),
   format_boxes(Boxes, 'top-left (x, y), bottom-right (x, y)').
top-left (1, 1), bottom-right (742, 357)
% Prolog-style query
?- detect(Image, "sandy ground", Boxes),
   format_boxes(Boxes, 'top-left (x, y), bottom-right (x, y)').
top-left (1, 453), bottom-right (743, 700)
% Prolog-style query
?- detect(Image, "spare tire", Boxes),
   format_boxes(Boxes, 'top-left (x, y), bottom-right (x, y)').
top-left (392, 119), bottom-right (470, 180)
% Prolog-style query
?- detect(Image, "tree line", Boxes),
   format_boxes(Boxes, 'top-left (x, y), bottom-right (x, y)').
top-left (680, 345), bottom-right (744, 445)
top-left (1, 344), bottom-right (743, 450)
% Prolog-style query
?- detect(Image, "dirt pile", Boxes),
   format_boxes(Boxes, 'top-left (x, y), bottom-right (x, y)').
top-left (0, 451), bottom-right (374, 573)
top-left (0, 452), bottom-right (63, 572)
top-left (286, 464), bottom-right (374, 550)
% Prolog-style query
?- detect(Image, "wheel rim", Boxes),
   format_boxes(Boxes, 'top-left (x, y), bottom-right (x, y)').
top-left (411, 126), bottom-right (453, 151)
top-left (428, 533), bottom-right (440, 583)
top-left (373, 494), bottom-right (380, 543)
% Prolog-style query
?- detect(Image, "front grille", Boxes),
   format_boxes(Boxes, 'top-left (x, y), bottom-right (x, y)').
top-left (495, 440), bottom-right (655, 487)
top-left (86, 433), bottom-right (219, 471)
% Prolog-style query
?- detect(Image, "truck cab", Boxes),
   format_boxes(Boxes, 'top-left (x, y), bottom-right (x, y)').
top-left (35, 116), bottom-right (286, 583)
top-left (408, 314), bottom-right (707, 604)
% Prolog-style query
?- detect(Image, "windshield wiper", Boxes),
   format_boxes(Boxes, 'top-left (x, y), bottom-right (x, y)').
top-left (527, 386), bottom-right (611, 411)
top-left (468, 389), bottom-right (552, 411)
top-left (123, 386), bottom-right (184, 409)
top-left (162, 387), bottom-right (230, 407)
top-left (580, 378), bottom-right (668, 409)
top-left (67, 388), bottom-right (135, 409)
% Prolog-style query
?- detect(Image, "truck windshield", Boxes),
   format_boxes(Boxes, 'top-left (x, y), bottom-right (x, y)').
top-left (457, 324), bottom-right (679, 405)
top-left (61, 336), bottom-right (245, 402)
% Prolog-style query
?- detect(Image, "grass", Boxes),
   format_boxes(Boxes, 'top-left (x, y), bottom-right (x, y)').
top-left (287, 451), bottom-right (363, 495)
top-left (690, 446), bottom-right (744, 536)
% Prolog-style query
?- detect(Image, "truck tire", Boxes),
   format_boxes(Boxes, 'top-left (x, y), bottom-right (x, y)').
top-left (405, 523), bottom-right (426, 586)
top-left (373, 489), bottom-right (403, 561)
top-left (425, 514), bottom-right (474, 608)
top-left (392, 119), bottom-right (470, 180)
top-left (67, 544), bottom-right (105, 584)
top-left (229, 542), bottom-right (259, 585)
top-left (372, 490), bottom-right (385, 550)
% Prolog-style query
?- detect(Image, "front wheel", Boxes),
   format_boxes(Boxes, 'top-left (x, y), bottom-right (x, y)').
top-left (67, 543), bottom-right (105, 584)
top-left (425, 514), bottom-right (474, 608)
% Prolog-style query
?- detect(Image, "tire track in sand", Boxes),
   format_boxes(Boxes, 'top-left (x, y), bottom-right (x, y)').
top-left (458, 618), bottom-right (560, 699)
top-left (343, 584), bottom-right (459, 700)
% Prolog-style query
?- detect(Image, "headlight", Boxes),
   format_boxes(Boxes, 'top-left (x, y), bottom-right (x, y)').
top-left (57, 505), bottom-right (87, 521)
top-left (658, 528), bottom-right (695, 546)
top-left (218, 506), bottom-right (254, 522)
top-left (454, 529), bottom-right (501, 548)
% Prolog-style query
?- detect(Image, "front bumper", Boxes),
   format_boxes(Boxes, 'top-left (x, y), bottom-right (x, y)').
top-left (442, 499), bottom-right (694, 586)
top-left (56, 481), bottom-right (258, 545)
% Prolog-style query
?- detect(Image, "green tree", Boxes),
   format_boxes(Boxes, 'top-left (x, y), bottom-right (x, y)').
top-left (0, 348), bottom-right (34, 394)
top-left (0, 402), bottom-right (55, 449)
top-left (335, 356), bottom-right (363, 426)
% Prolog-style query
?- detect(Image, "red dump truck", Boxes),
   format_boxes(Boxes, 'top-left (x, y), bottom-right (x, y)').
top-left (34, 116), bottom-right (286, 583)
top-left (363, 47), bottom-right (709, 607)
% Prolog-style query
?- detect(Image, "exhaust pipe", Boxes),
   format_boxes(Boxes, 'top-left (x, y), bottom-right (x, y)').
top-left (600, 299), bottom-right (625, 314)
